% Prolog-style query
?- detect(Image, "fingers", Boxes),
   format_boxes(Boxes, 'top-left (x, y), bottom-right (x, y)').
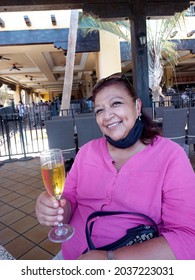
top-left (36, 192), bottom-right (65, 226)
top-left (59, 198), bottom-right (66, 208)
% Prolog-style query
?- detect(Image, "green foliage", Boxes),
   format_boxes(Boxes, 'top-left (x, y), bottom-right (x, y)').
top-left (147, 12), bottom-right (185, 98)
top-left (79, 13), bottom-right (130, 42)
top-left (78, 11), bottom-right (186, 99)
top-left (0, 84), bottom-right (12, 106)
top-left (147, 12), bottom-right (185, 65)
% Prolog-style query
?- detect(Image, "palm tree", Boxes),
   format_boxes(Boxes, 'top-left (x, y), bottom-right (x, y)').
top-left (78, 14), bottom-right (130, 42)
top-left (78, 12), bottom-right (185, 102)
top-left (147, 13), bottom-right (185, 101)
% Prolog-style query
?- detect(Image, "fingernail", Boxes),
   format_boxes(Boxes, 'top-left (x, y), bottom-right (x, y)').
top-left (58, 209), bottom-right (63, 215)
top-left (53, 202), bottom-right (58, 208)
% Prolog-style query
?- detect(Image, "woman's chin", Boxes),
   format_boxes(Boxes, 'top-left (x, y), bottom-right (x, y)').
top-left (106, 134), bottom-right (124, 141)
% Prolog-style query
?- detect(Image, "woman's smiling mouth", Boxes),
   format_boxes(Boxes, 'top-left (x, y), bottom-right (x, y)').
top-left (107, 121), bottom-right (122, 129)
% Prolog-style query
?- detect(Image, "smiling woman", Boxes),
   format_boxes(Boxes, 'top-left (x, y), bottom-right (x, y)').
top-left (35, 72), bottom-right (195, 260)
top-left (93, 75), bottom-right (142, 147)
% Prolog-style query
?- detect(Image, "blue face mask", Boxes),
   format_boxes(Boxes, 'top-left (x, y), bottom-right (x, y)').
top-left (105, 118), bottom-right (144, 149)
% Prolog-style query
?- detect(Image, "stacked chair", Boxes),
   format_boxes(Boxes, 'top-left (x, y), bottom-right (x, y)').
top-left (162, 108), bottom-right (188, 145)
top-left (142, 107), bottom-right (153, 119)
top-left (45, 118), bottom-right (76, 161)
top-left (186, 107), bottom-right (195, 154)
top-left (74, 116), bottom-right (103, 149)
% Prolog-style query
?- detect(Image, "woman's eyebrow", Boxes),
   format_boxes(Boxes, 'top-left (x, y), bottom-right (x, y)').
top-left (94, 104), bottom-right (101, 109)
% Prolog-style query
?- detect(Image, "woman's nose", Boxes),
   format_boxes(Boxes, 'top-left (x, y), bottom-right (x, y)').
top-left (102, 107), bottom-right (114, 120)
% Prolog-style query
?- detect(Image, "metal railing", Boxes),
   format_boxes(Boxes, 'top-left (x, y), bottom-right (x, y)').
top-left (0, 97), bottom-right (194, 162)
top-left (0, 113), bottom-right (47, 162)
top-left (152, 96), bottom-right (195, 109)
top-left (0, 107), bottom-right (94, 162)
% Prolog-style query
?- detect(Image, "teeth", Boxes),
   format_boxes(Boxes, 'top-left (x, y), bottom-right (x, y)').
top-left (107, 122), bottom-right (119, 128)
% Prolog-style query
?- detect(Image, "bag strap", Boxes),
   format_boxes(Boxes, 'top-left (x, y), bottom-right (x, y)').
top-left (85, 210), bottom-right (158, 250)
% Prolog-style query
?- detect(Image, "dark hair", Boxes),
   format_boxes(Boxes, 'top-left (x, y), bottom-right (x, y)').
top-left (92, 73), bottom-right (160, 145)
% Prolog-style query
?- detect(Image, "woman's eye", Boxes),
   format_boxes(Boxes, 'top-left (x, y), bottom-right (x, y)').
top-left (112, 101), bottom-right (122, 107)
top-left (95, 109), bottom-right (103, 115)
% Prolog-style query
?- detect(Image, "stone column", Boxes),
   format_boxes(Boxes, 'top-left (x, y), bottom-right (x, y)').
top-left (13, 83), bottom-right (21, 105)
top-left (96, 30), bottom-right (121, 80)
top-left (130, 0), bottom-right (151, 107)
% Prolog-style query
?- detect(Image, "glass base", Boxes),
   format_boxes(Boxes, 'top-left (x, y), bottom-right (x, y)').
top-left (48, 224), bottom-right (75, 243)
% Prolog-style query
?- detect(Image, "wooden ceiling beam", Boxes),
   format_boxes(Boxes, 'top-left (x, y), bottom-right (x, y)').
top-left (0, 1), bottom-right (191, 18)
top-left (146, 1), bottom-right (191, 17)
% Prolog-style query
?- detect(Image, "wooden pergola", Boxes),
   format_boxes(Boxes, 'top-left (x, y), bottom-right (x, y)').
top-left (0, 0), bottom-right (191, 106)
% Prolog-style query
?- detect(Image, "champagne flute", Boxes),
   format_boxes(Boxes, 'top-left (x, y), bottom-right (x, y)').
top-left (40, 148), bottom-right (75, 243)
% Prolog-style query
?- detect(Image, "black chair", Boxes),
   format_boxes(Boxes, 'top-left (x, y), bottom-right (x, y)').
top-left (186, 107), bottom-right (195, 152)
top-left (52, 115), bottom-right (73, 120)
top-left (74, 116), bottom-right (103, 149)
top-left (45, 118), bottom-right (76, 160)
top-left (155, 106), bottom-right (175, 118)
top-left (162, 108), bottom-right (188, 144)
top-left (74, 112), bottom-right (95, 118)
top-left (142, 107), bottom-right (153, 119)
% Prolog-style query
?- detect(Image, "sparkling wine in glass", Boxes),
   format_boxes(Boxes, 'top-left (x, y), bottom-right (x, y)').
top-left (40, 148), bottom-right (75, 243)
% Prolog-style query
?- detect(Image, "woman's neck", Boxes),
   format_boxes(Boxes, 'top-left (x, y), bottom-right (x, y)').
top-left (107, 140), bottom-right (146, 171)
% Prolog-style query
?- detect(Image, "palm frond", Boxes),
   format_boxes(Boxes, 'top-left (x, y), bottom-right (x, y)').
top-left (79, 12), bottom-right (186, 101)
top-left (79, 14), bottom-right (130, 42)
top-left (161, 41), bottom-right (179, 65)
top-left (147, 12), bottom-right (185, 98)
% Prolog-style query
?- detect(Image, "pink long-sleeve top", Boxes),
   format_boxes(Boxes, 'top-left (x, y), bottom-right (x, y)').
top-left (62, 136), bottom-right (195, 260)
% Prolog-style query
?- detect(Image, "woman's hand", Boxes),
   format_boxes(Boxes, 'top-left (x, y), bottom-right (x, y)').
top-left (77, 250), bottom-right (108, 260)
top-left (36, 191), bottom-right (66, 227)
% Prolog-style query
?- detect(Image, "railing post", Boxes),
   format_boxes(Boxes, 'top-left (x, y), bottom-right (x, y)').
top-left (0, 116), bottom-right (4, 166)
top-left (17, 115), bottom-right (33, 161)
top-left (2, 115), bottom-right (18, 163)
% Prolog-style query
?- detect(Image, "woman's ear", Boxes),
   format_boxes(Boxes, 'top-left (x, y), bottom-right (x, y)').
top-left (136, 99), bottom-right (141, 109)
top-left (135, 99), bottom-right (142, 116)
top-left (136, 99), bottom-right (138, 109)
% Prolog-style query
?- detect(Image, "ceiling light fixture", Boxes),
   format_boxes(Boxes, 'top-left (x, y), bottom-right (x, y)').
top-left (25, 75), bottom-right (33, 81)
top-left (0, 18), bottom-right (5, 28)
top-left (138, 32), bottom-right (147, 48)
top-left (0, 55), bottom-right (10, 61)
top-left (51, 15), bottom-right (57, 26)
top-left (24, 15), bottom-right (31, 27)
top-left (187, 30), bottom-right (195, 37)
top-left (170, 31), bottom-right (178, 38)
top-left (10, 64), bottom-right (21, 71)
top-left (137, 32), bottom-right (147, 54)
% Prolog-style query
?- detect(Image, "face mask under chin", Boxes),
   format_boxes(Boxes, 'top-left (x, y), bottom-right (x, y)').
top-left (105, 118), bottom-right (144, 149)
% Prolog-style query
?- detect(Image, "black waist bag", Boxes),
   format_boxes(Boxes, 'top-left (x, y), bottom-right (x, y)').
top-left (85, 211), bottom-right (159, 251)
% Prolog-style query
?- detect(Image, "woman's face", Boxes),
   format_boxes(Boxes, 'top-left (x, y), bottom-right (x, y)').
top-left (94, 84), bottom-right (141, 141)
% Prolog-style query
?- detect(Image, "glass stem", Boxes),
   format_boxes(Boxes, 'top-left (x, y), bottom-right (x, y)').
top-left (55, 222), bottom-right (67, 236)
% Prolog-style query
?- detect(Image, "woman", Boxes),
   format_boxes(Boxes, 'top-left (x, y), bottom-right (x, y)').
top-left (36, 73), bottom-right (195, 260)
